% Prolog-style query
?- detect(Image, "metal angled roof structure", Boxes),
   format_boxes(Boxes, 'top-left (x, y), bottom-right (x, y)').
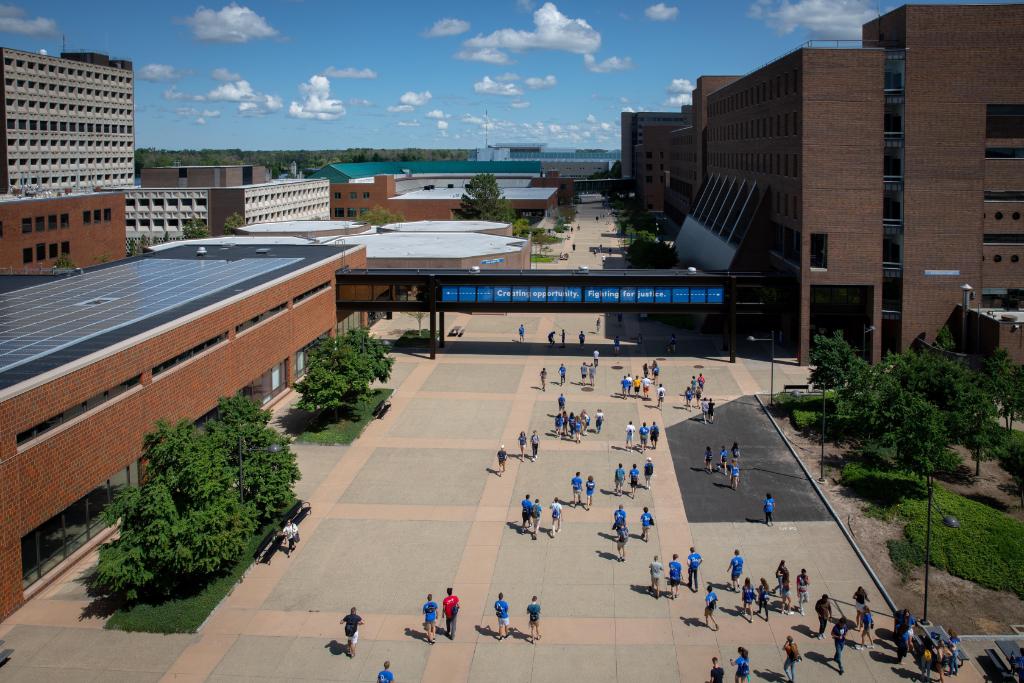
top-left (309, 160), bottom-right (543, 183)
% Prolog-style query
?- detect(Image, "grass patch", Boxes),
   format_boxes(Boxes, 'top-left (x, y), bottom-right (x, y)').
top-left (105, 507), bottom-right (292, 633)
top-left (887, 538), bottom-right (925, 579)
top-left (531, 254), bottom-right (555, 263)
top-left (647, 313), bottom-right (695, 330)
top-left (296, 388), bottom-right (393, 446)
top-left (391, 329), bottom-right (434, 348)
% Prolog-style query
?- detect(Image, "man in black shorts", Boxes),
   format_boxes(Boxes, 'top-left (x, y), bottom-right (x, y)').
top-left (341, 606), bottom-right (364, 658)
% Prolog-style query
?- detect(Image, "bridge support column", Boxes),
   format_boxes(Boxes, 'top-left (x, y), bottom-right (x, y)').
top-left (439, 310), bottom-right (445, 348)
top-left (428, 275), bottom-right (437, 360)
top-left (728, 275), bottom-right (737, 363)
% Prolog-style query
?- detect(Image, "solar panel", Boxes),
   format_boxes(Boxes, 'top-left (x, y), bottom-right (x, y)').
top-left (0, 257), bottom-right (301, 375)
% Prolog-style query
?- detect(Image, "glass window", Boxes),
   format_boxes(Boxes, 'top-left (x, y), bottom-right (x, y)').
top-left (810, 234), bottom-right (827, 269)
top-left (63, 497), bottom-right (89, 556)
top-left (36, 515), bottom-right (65, 578)
top-left (22, 247), bottom-right (32, 264)
top-left (35, 243), bottom-right (45, 261)
top-left (85, 482), bottom-right (110, 536)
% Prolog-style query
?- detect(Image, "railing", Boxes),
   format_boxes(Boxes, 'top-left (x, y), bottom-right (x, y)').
top-left (882, 262), bottom-right (903, 278)
top-left (744, 39), bottom-right (897, 76)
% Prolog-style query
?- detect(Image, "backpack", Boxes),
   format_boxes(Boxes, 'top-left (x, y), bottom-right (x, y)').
top-left (344, 619), bottom-right (358, 637)
top-left (709, 597), bottom-right (718, 610)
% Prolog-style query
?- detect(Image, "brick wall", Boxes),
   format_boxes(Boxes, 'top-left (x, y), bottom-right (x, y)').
top-left (0, 193), bottom-right (125, 270)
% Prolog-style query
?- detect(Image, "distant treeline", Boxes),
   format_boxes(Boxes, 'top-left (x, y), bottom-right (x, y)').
top-left (134, 148), bottom-right (473, 178)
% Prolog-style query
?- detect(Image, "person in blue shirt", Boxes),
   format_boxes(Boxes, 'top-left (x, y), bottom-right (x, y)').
top-left (687, 547), bottom-right (702, 592)
top-left (727, 550), bottom-right (744, 591)
top-left (832, 617), bottom-right (850, 674)
top-left (571, 472), bottom-right (584, 507)
top-left (719, 447), bottom-right (729, 475)
top-left (704, 584), bottom-right (719, 630)
top-left (621, 375), bottom-right (631, 398)
top-left (640, 507), bottom-right (654, 542)
top-left (629, 463), bottom-right (641, 497)
top-left (614, 335), bottom-right (621, 355)
top-left (520, 494), bottom-right (532, 534)
top-left (613, 504), bottom-right (627, 527)
top-left (422, 593), bottom-right (439, 644)
top-left (614, 463), bottom-right (626, 496)
top-left (568, 413), bottom-right (577, 439)
top-left (494, 592), bottom-right (510, 640)
top-left (554, 413), bottom-right (563, 437)
top-left (685, 386), bottom-right (694, 408)
top-left (704, 446), bottom-right (714, 473)
top-left (595, 409), bottom-right (604, 433)
top-left (730, 460), bottom-right (741, 490)
top-left (650, 422), bottom-right (660, 450)
top-left (558, 364), bottom-right (566, 385)
top-left (585, 475), bottom-right (596, 510)
top-left (638, 423), bottom-right (650, 453)
top-left (732, 647), bottom-right (751, 682)
top-left (531, 499), bottom-right (543, 539)
top-left (763, 493), bottom-right (776, 526)
top-left (668, 553), bottom-right (683, 599)
top-left (741, 578), bottom-right (756, 622)
top-left (376, 660), bottom-right (394, 683)
top-left (558, 390), bottom-right (566, 409)
top-left (643, 458), bottom-right (654, 489)
top-left (578, 330), bottom-right (585, 346)
top-left (518, 324), bottom-right (525, 342)
top-left (526, 596), bottom-right (542, 642)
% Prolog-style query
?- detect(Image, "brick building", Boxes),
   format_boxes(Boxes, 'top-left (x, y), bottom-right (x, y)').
top-left (0, 191), bottom-right (125, 271)
top-left (0, 242), bottom-right (365, 620)
top-left (658, 3), bottom-right (1024, 363)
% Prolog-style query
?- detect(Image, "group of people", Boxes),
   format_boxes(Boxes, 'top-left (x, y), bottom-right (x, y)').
top-left (338, 607), bottom-right (396, 681)
top-left (702, 443), bottom-right (744, 490)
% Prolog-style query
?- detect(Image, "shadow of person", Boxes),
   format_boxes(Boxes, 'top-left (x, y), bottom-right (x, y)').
top-left (324, 639), bottom-right (345, 656)
top-left (404, 626), bottom-right (431, 643)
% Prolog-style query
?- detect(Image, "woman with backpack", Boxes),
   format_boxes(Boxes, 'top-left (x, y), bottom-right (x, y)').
top-left (782, 636), bottom-right (800, 682)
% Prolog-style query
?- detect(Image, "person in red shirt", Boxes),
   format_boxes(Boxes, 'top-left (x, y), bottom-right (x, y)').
top-left (442, 587), bottom-right (460, 639)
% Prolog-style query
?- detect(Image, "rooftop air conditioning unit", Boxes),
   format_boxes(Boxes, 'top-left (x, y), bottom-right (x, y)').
top-left (578, 265), bottom-right (589, 273)
top-left (470, 266), bottom-right (481, 273)
top-left (196, 247), bottom-right (208, 257)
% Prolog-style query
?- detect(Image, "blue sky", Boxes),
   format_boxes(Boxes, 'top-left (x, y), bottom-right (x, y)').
top-left (0, 0), bottom-right (995, 149)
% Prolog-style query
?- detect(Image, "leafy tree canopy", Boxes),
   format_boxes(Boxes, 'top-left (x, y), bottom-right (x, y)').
top-left (360, 205), bottom-right (406, 226)
top-left (809, 331), bottom-right (867, 390)
top-left (223, 212), bottom-right (245, 234)
top-left (293, 330), bottom-right (394, 418)
top-left (458, 173), bottom-right (516, 222)
top-left (181, 218), bottom-right (209, 240)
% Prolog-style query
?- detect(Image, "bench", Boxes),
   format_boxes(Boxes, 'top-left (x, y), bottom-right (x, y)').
top-left (783, 384), bottom-right (810, 393)
top-left (985, 649), bottom-right (1016, 681)
top-left (448, 326), bottom-right (464, 337)
top-left (458, 327), bottom-right (466, 337)
top-left (254, 499), bottom-right (304, 564)
top-left (0, 648), bottom-right (12, 667)
top-left (373, 399), bottom-right (391, 419)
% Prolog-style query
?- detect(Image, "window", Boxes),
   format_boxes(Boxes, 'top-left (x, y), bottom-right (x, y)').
top-left (152, 333), bottom-right (227, 376)
top-left (236, 303), bottom-right (287, 334)
top-left (349, 191), bottom-right (357, 199)
top-left (347, 208), bottom-right (357, 217)
top-left (985, 233), bottom-right (1024, 244)
top-left (93, 210), bottom-right (101, 222)
top-left (47, 214), bottom-right (57, 230)
top-left (22, 247), bottom-right (32, 264)
top-left (48, 243), bottom-right (57, 258)
top-left (987, 104), bottom-right (1024, 139)
top-left (83, 210), bottom-right (91, 224)
top-left (333, 192), bottom-right (341, 199)
top-left (35, 216), bottom-right (44, 232)
top-left (103, 208), bottom-right (111, 221)
top-left (362, 192), bottom-right (370, 199)
top-left (334, 208), bottom-right (344, 218)
top-left (986, 147), bottom-right (1024, 159)
top-left (35, 243), bottom-right (45, 261)
top-left (60, 213), bottom-right (69, 228)
top-left (810, 234), bottom-right (827, 269)
top-left (242, 360), bottom-right (288, 405)
top-left (60, 241), bottom-right (69, 254)
top-left (293, 282), bottom-right (330, 305)
top-left (21, 217), bottom-right (32, 233)
top-left (986, 191), bottom-right (1024, 202)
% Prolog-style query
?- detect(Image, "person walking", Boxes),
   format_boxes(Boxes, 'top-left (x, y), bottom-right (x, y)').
top-left (558, 390), bottom-right (566, 411)
top-left (422, 594), bottom-right (439, 644)
top-left (518, 324), bottom-right (525, 343)
top-left (548, 330), bottom-right (556, 347)
top-left (531, 430), bottom-right (540, 461)
top-left (588, 363), bottom-right (596, 386)
top-left (853, 586), bottom-right (869, 630)
top-left (614, 335), bottom-right (621, 355)
top-left (518, 431), bottom-right (527, 460)
top-left (595, 408), bottom-right (604, 434)
top-left (687, 547), bottom-right (702, 592)
top-left (520, 494), bottom-right (532, 534)
top-left (730, 460), bottom-right (740, 490)
top-left (783, 636), bottom-right (800, 682)
top-left (657, 384), bottom-right (665, 409)
top-left (642, 362), bottom-right (649, 379)
top-left (539, 368), bottom-right (547, 392)
top-left (377, 660), bottom-right (394, 683)
top-left (494, 592), bottom-right (510, 641)
top-left (621, 375), bottom-right (631, 399)
top-left (774, 560), bottom-right (788, 596)
top-left (638, 423), bottom-right (649, 453)
top-left (579, 330), bottom-right (586, 346)
top-left (708, 398), bottom-right (716, 424)
top-left (742, 578), bottom-right (756, 622)
top-left (698, 372), bottom-right (706, 391)
top-left (701, 398), bottom-right (710, 424)
top-left (649, 555), bottom-right (664, 599)
top-left (531, 497), bottom-right (543, 540)
top-left (705, 446), bottom-right (714, 473)
top-left (442, 587), bottom-right (460, 640)
top-left (580, 362), bottom-right (588, 385)
top-left (640, 506), bottom-right (654, 542)
top-left (549, 499), bottom-right (562, 537)
top-left (630, 463), bottom-right (641, 497)
top-left (560, 329), bottom-right (566, 348)
top-left (727, 550), bottom-right (744, 591)
top-left (815, 594), bottom-right (833, 640)
top-left (719, 446), bottom-right (729, 474)
top-left (283, 519), bottom-right (299, 556)
top-left (642, 375), bottom-right (652, 399)
top-left (704, 584), bottom-right (719, 630)
top-left (668, 333), bottom-right (677, 353)
top-left (756, 578), bottom-right (771, 621)
top-left (527, 596), bottom-right (542, 643)
top-left (643, 457), bottom-right (654, 488)
top-left (559, 364), bottom-right (566, 386)
top-left (614, 462), bottom-right (626, 495)
top-left (780, 568), bottom-right (793, 615)
top-left (571, 472), bottom-right (584, 507)
top-left (341, 607), bottom-right (364, 658)
top-left (732, 441), bottom-right (741, 460)
top-left (593, 348), bottom-right (600, 367)
top-left (732, 647), bottom-right (751, 683)
top-left (796, 568), bottom-right (809, 615)
top-left (685, 386), bottom-right (694, 408)
top-left (613, 504), bottom-right (627, 528)
top-left (709, 657), bottom-right (725, 683)
top-left (669, 553), bottom-right (683, 599)
top-left (585, 475), bottom-right (596, 510)
top-left (615, 520), bottom-right (629, 562)
top-left (554, 412), bottom-right (564, 438)
top-left (633, 375), bottom-right (642, 398)
top-left (763, 493), bottom-right (776, 526)
top-left (832, 616), bottom-right (850, 675)
top-left (625, 422), bottom-right (635, 451)
top-left (860, 605), bottom-right (875, 649)
top-left (496, 444), bottom-right (507, 476)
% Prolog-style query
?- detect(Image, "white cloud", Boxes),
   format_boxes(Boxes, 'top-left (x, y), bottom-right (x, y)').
top-left (288, 74), bottom-right (346, 121)
top-left (387, 104), bottom-right (414, 113)
top-left (185, 3), bottom-right (278, 43)
top-left (424, 17), bottom-right (470, 37)
top-left (212, 67), bottom-right (241, 81)
top-left (462, 114), bottom-right (487, 126)
top-left (437, 120), bottom-right (449, 130)
top-left (139, 64), bottom-right (189, 82)
top-left (425, 109), bottom-right (449, 119)
top-left (322, 66), bottom-right (378, 79)
top-left (399, 90), bottom-right (432, 107)
top-left (665, 77), bottom-right (695, 106)
top-left (166, 77), bottom-right (284, 116)
top-left (510, 100), bottom-right (531, 109)
top-left (464, 2), bottom-right (601, 55)
top-left (583, 54), bottom-right (634, 73)
top-left (455, 48), bottom-right (513, 64)
top-left (644, 3), bottom-right (679, 21)
top-left (747, 0), bottom-right (875, 39)
top-left (474, 76), bottom-right (523, 97)
top-left (600, 122), bottom-right (612, 131)
top-left (163, 86), bottom-right (206, 102)
top-left (524, 74), bottom-right (556, 90)
top-left (196, 117), bottom-right (208, 125)
top-left (0, 4), bottom-right (57, 36)
top-left (496, 72), bottom-right (521, 82)
top-left (348, 98), bottom-right (374, 107)
top-left (238, 95), bottom-right (282, 116)
top-left (176, 107), bottom-right (221, 125)
top-left (516, 0), bottom-right (535, 10)
top-left (548, 124), bottom-right (562, 134)
top-left (397, 120), bottom-right (420, 127)
top-left (207, 80), bottom-right (256, 101)
top-left (585, 113), bottom-right (597, 123)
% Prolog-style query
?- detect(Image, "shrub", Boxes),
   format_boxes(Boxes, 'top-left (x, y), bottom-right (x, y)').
top-left (840, 462), bottom-right (927, 506)
top-left (791, 409), bottom-right (819, 432)
top-left (887, 538), bottom-right (924, 579)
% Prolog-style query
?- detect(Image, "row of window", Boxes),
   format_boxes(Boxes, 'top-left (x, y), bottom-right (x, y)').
top-left (9, 157), bottom-right (133, 168)
top-left (82, 208), bottom-right (114, 224)
top-left (986, 147), bottom-right (1024, 159)
top-left (7, 139), bottom-right (132, 149)
top-left (127, 197), bottom-right (207, 208)
top-left (4, 56), bottom-right (133, 83)
top-left (18, 213), bottom-right (70, 233)
top-left (335, 207), bottom-right (370, 218)
top-left (986, 105), bottom-right (1024, 139)
top-left (17, 373), bottom-right (140, 446)
top-left (711, 68), bottom-right (800, 116)
top-left (985, 233), bottom-right (1024, 244)
top-left (236, 303), bottom-right (287, 335)
top-left (293, 282), bottom-right (331, 305)
top-left (21, 241), bottom-right (70, 264)
top-left (985, 191), bottom-right (1024, 202)
top-left (152, 333), bottom-right (227, 377)
top-left (6, 119), bottom-right (133, 134)
top-left (126, 218), bottom-right (202, 229)
top-left (710, 151), bottom-right (801, 179)
top-left (773, 190), bottom-right (800, 221)
top-left (3, 81), bottom-right (131, 101)
top-left (12, 172), bottom-right (132, 186)
top-left (335, 191), bottom-right (372, 200)
top-left (711, 111), bottom-right (800, 143)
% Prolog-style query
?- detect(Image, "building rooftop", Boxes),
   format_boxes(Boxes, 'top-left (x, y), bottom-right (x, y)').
top-left (0, 190), bottom-right (124, 205)
top-left (379, 220), bottom-right (510, 233)
top-left (391, 187), bottom-right (556, 202)
top-left (309, 160), bottom-right (542, 183)
top-left (322, 232), bottom-right (527, 259)
top-left (0, 243), bottom-right (353, 393)
top-left (238, 220), bottom-right (369, 234)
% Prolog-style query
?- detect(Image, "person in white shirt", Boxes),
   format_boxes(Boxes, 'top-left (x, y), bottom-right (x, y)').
top-left (700, 398), bottom-right (710, 424)
top-left (549, 500), bottom-right (563, 536)
top-left (284, 521), bottom-right (299, 556)
top-left (593, 349), bottom-right (600, 367)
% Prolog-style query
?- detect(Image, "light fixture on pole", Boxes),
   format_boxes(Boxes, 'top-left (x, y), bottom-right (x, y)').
top-left (922, 475), bottom-right (960, 624)
top-left (863, 325), bottom-right (875, 362)
top-left (960, 284), bottom-right (973, 353)
top-left (748, 333), bottom-right (776, 404)
top-left (238, 438), bottom-right (282, 504)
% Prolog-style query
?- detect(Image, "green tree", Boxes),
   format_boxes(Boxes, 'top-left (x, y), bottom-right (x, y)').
top-left (983, 348), bottom-right (1024, 430)
top-left (626, 233), bottom-right (677, 269)
top-left (95, 420), bottom-right (255, 601)
top-left (458, 173), bottom-right (515, 222)
top-left (935, 325), bottom-right (956, 351)
top-left (997, 431), bottom-right (1024, 507)
top-left (181, 219), bottom-right (209, 240)
top-left (360, 205), bottom-right (405, 226)
top-left (293, 330), bottom-right (394, 419)
top-left (53, 254), bottom-right (76, 269)
top-left (809, 331), bottom-right (867, 391)
top-left (202, 396), bottom-right (299, 523)
top-left (223, 212), bottom-right (245, 234)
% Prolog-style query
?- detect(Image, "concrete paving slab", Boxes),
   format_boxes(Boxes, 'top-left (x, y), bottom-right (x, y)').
top-left (423, 363), bottom-right (524, 394)
top-left (385, 397), bottom-right (511, 440)
top-left (340, 447), bottom-right (488, 506)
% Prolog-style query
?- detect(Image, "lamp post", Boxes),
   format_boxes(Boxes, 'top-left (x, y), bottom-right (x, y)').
top-left (922, 474), bottom-right (960, 624)
top-left (863, 325), bottom-right (875, 363)
top-left (748, 333), bottom-right (776, 404)
top-left (960, 284), bottom-right (973, 353)
top-left (238, 437), bottom-right (282, 504)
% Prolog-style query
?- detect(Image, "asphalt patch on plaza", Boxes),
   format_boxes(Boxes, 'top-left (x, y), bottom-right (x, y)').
top-left (665, 396), bottom-right (831, 523)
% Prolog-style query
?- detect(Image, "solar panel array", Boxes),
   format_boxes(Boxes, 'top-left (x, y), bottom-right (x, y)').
top-left (0, 257), bottom-right (301, 375)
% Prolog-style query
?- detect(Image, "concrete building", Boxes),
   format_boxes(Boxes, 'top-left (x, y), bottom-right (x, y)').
top-left (309, 160), bottom-right (572, 222)
top-left (0, 241), bottom-right (366, 620)
top-left (123, 166), bottom-right (330, 251)
top-left (323, 231), bottom-right (530, 269)
top-left (0, 191), bottom-right (125, 271)
top-left (656, 3), bottom-right (1024, 363)
top-left (473, 143), bottom-right (619, 179)
top-left (1, 48), bottom-right (134, 193)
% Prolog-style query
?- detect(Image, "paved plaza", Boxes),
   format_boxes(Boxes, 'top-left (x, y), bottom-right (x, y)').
top-left (0, 204), bottom-right (987, 682)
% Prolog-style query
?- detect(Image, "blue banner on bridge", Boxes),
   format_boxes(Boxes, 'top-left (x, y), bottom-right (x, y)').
top-left (441, 285), bottom-right (724, 304)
